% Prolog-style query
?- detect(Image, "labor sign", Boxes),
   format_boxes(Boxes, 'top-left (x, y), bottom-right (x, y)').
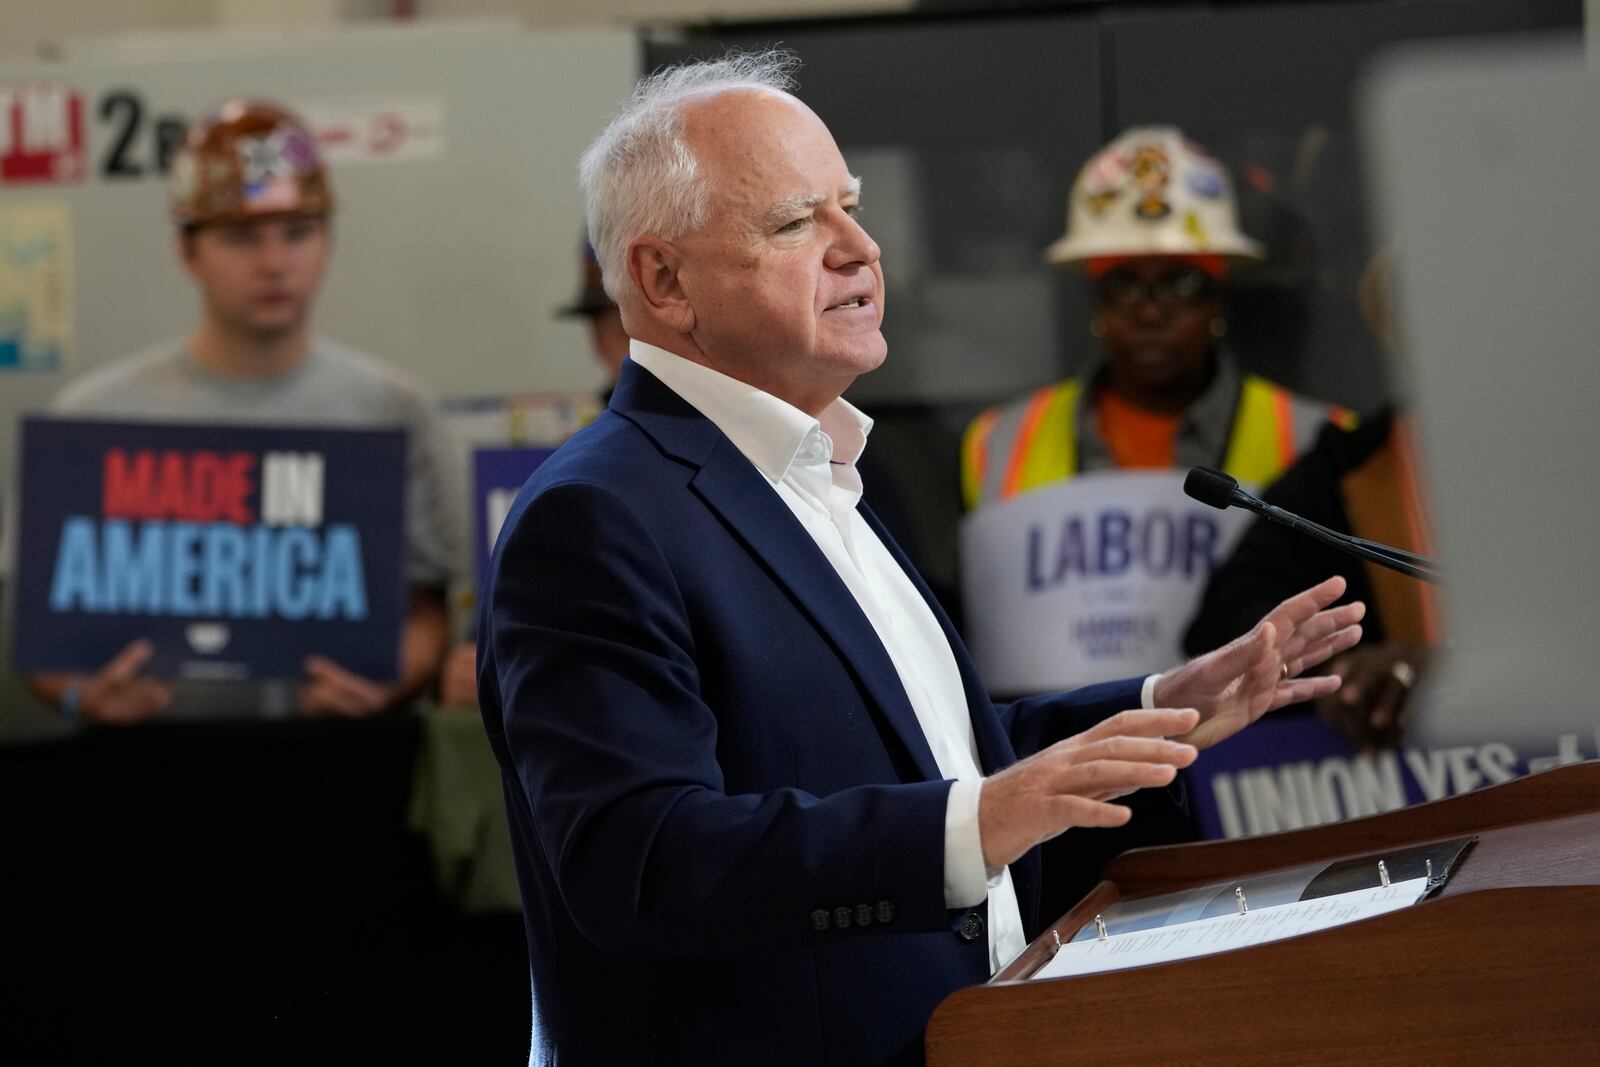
top-left (959, 470), bottom-right (1252, 694)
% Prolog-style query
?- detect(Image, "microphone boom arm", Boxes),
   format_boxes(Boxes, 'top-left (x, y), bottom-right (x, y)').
top-left (1248, 498), bottom-right (1444, 584)
top-left (1183, 466), bottom-right (1443, 584)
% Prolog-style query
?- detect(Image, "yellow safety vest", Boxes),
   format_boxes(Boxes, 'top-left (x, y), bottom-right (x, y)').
top-left (962, 375), bottom-right (1354, 511)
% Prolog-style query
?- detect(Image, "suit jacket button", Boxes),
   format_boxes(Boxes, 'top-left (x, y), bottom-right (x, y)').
top-left (811, 909), bottom-right (831, 932)
top-left (958, 912), bottom-right (985, 942)
top-left (855, 904), bottom-right (873, 928)
top-left (876, 900), bottom-right (895, 925)
top-left (833, 906), bottom-right (852, 930)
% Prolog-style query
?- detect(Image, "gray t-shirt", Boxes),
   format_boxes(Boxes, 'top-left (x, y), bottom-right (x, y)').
top-left (42, 339), bottom-right (466, 717)
top-left (52, 338), bottom-right (464, 588)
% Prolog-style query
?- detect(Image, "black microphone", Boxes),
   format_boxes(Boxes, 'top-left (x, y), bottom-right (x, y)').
top-left (1183, 466), bottom-right (1246, 511)
top-left (1183, 467), bottom-right (1443, 584)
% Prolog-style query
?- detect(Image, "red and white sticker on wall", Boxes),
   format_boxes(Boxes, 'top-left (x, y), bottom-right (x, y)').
top-left (1, 85), bottom-right (446, 186)
top-left (297, 96), bottom-right (445, 165)
top-left (0, 84), bottom-right (87, 185)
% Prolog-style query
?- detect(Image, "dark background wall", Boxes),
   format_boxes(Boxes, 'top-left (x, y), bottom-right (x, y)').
top-left (648, 0), bottom-right (1580, 603)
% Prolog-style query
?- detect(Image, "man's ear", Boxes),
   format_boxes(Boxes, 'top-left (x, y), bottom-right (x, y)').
top-left (627, 235), bottom-right (695, 334)
top-left (175, 228), bottom-right (200, 279)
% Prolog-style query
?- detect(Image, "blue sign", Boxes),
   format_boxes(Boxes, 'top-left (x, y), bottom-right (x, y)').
top-left (1191, 711), bottom-right (1592, 839)
top-left (12, 418), bottom-right (407, 681)
top-left (472, 447), bottom-right (555, 593)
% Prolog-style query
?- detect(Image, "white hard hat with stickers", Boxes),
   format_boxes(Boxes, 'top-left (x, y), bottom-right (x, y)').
top-left (1045, 126), bottom-right (1263, 267)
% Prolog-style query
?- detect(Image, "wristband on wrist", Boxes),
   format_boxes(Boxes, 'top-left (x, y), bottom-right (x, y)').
top-left (60, 679), bottom-right (86, 721)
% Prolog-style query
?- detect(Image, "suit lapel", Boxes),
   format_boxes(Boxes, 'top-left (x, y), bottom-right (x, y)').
top-left (858, 503), bottom-right (1018, 776)
top-left (858, 501), bottom-right (1041, 928)
top-left (612, 363), bottom-right (944, 785)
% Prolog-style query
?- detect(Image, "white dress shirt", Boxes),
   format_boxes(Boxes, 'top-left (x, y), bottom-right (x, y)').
top-left (629, 340), bottom-right (1027, 971)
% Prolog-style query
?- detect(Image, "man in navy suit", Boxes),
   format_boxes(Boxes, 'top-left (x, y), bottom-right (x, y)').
top-left (478, 51), bottom-right (1364, 1066)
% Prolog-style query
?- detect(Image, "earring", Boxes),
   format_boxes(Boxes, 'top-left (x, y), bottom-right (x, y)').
top-left (1089, 318), bottom-right (1107, 338)
top-left (1209, 317), bottom-right (1228, 339)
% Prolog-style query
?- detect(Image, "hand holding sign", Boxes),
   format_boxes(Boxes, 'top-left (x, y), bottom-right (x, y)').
top-left (979, 708), bottom-right (1200, 870)
top-left (1154, 576), bottom-right (1365, 751)
top-left (75, 639), bottom-right (174, 725)
top-left (439, 641), bottom-right (479, 708)
top-left (297, 655), bottom-right (392, 718)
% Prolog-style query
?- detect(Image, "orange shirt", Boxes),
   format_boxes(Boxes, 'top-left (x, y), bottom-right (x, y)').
top-left (1095, 388), bottom-right (1183, 469)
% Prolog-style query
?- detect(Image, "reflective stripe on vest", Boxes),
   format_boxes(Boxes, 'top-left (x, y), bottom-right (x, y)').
top-left (962, 380), bottom-right (1080, 511)
top-left (963, 375), bottom-right (1352, 511)
top-left (959, 407), bottom-right (1003, 513)
top-left (1221, 376), bottom-right (1358, 487)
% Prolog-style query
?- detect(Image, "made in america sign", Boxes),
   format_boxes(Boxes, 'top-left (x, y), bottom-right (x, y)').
top-left (12, 418), bottom-right (407, 681)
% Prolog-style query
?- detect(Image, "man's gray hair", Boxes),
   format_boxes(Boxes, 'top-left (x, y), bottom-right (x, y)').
top-left (578, 49), bottom-right (802, 304)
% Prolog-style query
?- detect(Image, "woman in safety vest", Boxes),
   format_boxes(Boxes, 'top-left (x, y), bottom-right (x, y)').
top-left (962, 127), bottom-right (1353, 510)
top-left (958, 127), bottom-right (1359, 916)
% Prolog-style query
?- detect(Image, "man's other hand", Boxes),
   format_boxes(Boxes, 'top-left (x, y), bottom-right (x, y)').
top-left (439, 641), bottom-right (479, 709)
top-left (979, 708), bottom-right (1200, 870)
top-left (297, 655), bottom-right (392, 718)
top-left (1155, 576), bottom-right (1365, 751)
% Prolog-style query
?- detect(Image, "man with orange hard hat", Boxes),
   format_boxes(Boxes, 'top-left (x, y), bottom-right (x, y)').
top-left (30, 100), bottom-right (463, 723)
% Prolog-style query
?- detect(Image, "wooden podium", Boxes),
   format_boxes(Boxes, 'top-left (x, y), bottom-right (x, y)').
top-left (927, 761), bottom-right (1600, 1065)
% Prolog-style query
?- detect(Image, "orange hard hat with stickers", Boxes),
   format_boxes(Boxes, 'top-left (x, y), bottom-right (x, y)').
top-left (1045, 126), bottom-right (1260, 267)
top-left (168, 100), bottom-right (332, 228)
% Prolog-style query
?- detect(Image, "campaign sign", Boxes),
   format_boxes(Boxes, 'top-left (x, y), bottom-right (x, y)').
top-left (12, 418), bottom-right (407, 681)
top-left (960, 470), bottom-right (1253, 694)
top-left (1191, 712), bottom-right (1597, 839)
top-left (472, 447), bottom-right (555, 592)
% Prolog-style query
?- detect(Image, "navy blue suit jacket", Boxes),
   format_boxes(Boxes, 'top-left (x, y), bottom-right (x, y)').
top-left (478, 361), bottom-right (1146, 1066)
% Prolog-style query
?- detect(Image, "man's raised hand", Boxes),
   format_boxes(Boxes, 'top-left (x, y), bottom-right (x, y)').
top-left (1155, 576), bottom-right (1366, 751)
top-left (979, 708), bottom-right (1199, 870)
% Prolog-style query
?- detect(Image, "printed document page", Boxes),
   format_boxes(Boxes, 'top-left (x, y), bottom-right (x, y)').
top-left (1032, 878), bottom-right (1428, 981)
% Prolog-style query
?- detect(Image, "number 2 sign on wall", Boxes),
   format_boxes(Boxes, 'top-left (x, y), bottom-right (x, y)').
top-left (97, 89), bottom-right (189, 180)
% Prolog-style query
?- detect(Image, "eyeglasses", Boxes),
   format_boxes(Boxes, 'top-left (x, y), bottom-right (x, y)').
top-left (1093, 268), bottom-right (1217, 310)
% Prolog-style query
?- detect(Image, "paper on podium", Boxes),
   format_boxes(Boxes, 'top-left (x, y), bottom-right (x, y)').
top-left (1031, 878), bottom-right (1428, 981)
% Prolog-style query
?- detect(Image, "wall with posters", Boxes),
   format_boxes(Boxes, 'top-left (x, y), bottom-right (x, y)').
top-left (0, 21), bottom-right (637, 488)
